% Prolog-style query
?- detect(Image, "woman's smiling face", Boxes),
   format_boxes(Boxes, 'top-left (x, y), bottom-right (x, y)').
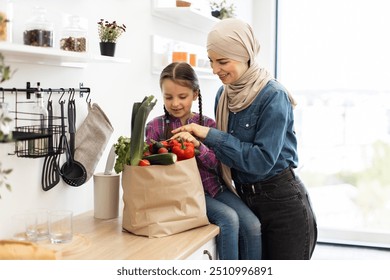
top-left (208, 49), bottom-right (248, 85)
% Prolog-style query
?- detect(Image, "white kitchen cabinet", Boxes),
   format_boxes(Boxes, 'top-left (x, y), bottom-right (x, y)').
top-left (186, 238), bottom-right (218, 260)
top-left (0, 42), bottom-right (131, 68)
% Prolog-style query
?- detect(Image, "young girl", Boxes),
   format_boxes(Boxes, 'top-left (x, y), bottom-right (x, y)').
top-left (145, 62), bottom-right (261, 260)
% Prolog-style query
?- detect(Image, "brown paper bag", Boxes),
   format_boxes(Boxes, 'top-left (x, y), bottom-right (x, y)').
top-left (121, 157), bottom-right (209, 238)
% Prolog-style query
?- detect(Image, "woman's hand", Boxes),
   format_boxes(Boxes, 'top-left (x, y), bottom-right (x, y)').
top-left (171, 123), bottom-right (210, 144)
top-left (170, 131), bottom-right (201, 148)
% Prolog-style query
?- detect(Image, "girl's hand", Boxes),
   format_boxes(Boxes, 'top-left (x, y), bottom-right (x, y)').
top-left (171, 123), bottom-right (210, 141)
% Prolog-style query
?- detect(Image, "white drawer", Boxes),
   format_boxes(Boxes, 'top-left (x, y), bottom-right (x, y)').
top-left (186, 238), bottom-right (218, 260)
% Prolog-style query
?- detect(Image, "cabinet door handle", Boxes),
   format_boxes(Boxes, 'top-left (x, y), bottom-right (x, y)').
top-left (203, 249), bottom-right (213, 260)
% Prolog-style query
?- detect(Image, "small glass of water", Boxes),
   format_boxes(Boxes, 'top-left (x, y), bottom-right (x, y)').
top-left (12, 213), bottom-right (38, 242)
top-left (48, 210), bottom-right (73, 244)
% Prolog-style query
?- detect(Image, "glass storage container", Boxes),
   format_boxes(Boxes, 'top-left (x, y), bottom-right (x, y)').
top-left (60, 15), bottom-right (87, 52)
top-left (0, 0), bottom-right (12, 42)
top-left (23, 6), bottom-right (54, 47)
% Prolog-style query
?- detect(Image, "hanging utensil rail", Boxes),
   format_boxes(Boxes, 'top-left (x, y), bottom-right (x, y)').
top-left (1, 82), bottom-right (91, 158)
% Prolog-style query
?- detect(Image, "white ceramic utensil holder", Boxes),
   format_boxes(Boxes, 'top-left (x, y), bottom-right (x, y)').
top-left (93, 172), bottom-right (120, 219)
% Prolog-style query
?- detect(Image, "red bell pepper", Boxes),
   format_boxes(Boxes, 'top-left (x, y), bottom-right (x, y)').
top-left (169, 138), bottom-right (195, 161)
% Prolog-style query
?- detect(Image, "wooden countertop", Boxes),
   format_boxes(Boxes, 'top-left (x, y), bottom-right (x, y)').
top-left (40, 211), bottom-right (219, 260)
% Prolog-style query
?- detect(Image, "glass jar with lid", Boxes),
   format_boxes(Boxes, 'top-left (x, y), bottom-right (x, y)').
top-left (23, 6), bottom-right (54, 47)
top-left (60, 15), bottom-right (87, 52)
top-left (0, 10), bottom-right (7, 42)
top-left (0, 0), bottom-right (13, 42)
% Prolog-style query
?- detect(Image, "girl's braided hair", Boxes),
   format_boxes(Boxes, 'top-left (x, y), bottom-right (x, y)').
top-left (160, 62), bottom-right (204, 138)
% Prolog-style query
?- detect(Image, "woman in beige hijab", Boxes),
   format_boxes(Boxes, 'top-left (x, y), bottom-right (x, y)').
top-left (172, 18), bottom-right (317, 259)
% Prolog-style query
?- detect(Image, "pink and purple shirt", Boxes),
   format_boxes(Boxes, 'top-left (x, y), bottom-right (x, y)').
top-left (145, 113), bottom-right (222, 197)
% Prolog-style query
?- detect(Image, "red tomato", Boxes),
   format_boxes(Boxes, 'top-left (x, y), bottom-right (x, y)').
top-left (138, 159), bottom-right (150, 166)
top-left (158, 147), bottom-right (169, 154)
top-left (143, 151), bottom-right (152, 157)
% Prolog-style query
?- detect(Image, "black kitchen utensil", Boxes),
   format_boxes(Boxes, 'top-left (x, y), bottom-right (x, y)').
top-left (41, 99), bottom-right (60, 191)
top-left (68, 98), bottom-right (76, 157)
top-left (60, 99), bottom-right (86, 187)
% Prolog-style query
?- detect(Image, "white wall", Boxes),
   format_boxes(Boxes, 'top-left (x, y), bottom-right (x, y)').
top-left (252, 0), bottom-right (276, 73)
top-left (0, 0), bottom-right (273, 239)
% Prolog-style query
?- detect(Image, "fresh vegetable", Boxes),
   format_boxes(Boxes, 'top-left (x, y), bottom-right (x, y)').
top-left (149, 139), bottom-right (168, 154)
top-left (113, 136), bottom-right (131, 173)
top-left (143, 150), bottom-right (152, 157)
top-left (158, 147), bottom-right (169, 154)
top-left (142, 153), bottom-right (177, 165)
top-left (170, 138), bottom-right (195, 161)
top-left (114, 136), bottom-right (150, 172)
top-left (114, 130), bottom-right (197, 169)
top-left (129, 95), bottom-right (157, 166)
top-left (138, 159), bottom-right (151, 166)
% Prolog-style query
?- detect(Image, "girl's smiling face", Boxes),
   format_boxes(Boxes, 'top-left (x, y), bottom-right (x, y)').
top-left (162, 79), bottom-right (198, 125)
top-left (208, 49), bottom-right (249, 85)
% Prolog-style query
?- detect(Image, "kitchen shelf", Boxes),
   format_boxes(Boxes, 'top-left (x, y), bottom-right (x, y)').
top-left (0, 42), bottom-right (131, 68)
top-left (151, 1), bottom-right (218, 79)
top-left (152, 5), bottom-right (219, 32)
top-left (151, 35), bottom-right (215, 79)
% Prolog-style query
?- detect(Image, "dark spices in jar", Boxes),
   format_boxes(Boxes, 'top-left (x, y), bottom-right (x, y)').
top-left (23, 29), bottom-right (53, 47)
top-left (60, 36), bottom-right (86, 52)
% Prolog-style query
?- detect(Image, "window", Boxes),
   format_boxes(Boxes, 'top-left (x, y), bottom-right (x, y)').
top-left (277, 0), bottom-right (390, 247)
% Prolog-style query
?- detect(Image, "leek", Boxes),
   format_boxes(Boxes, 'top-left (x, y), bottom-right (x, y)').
top-left (129, 95), bottom-right (157, 166)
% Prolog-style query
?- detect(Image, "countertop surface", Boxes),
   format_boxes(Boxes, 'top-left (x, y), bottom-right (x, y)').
top-left (40, 211), bottom-right (219, 260)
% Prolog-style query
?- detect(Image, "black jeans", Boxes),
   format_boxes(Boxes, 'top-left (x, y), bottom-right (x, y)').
top-left (236, 168), bottom-right (317, 260)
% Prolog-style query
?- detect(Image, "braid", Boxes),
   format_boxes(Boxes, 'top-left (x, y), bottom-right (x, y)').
top-left (163, 105), bottom-right (170, 120)
top-left (198, 91), bottom-right (204, 126)
top-left (163, 105), bottom-right (171, 139)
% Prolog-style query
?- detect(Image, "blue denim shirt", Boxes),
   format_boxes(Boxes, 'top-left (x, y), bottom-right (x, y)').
top-left (203, 80), bottom-right (298, 185)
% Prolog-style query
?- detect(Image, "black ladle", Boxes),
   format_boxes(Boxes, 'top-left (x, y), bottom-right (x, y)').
top-left (59, 99), bottom-right (86, 187)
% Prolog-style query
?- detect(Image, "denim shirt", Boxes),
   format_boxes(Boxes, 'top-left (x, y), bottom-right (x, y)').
top-left (203, 80), bottom-right (298, 185)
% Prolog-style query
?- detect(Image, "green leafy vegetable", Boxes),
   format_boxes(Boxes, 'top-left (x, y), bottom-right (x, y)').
top-left (113, 95), bottom-right (157, 171)
top-left (113, 136), bottom-right (131, 173)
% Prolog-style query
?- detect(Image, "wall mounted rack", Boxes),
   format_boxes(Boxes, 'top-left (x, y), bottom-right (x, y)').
top-left (0, 82), bottom-right (90, 159)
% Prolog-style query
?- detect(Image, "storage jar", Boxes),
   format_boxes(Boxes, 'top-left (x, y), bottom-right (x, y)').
top-left (23, 6), bottom-right (54, 47)
top-left (60, 15), bottom-right (87, 52)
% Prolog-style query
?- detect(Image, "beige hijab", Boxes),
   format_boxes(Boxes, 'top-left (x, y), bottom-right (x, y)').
top-left (207, 18), bottom-right (274, 193)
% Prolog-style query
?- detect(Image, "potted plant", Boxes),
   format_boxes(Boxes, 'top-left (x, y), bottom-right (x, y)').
top-left (97, 19), bottom-right (126, 57)
top-left (210, 0), bottom-right (236, 20)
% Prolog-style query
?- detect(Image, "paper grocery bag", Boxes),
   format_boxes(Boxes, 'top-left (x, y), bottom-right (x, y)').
top-left (121, 157), bottom-right (209, 238)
